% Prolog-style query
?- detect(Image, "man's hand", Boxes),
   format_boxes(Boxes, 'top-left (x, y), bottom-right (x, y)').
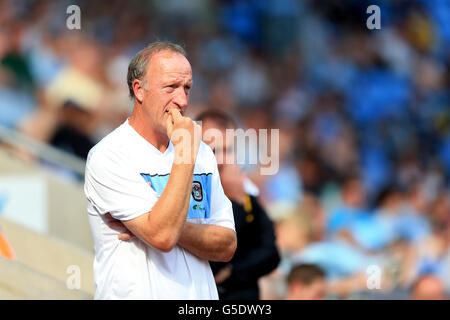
top-left (166, 109), bottom-right (202, 165)
top-left (214, 265), bottom-right (233, 285)
top-left (105, 213), bottom-right (136, 241)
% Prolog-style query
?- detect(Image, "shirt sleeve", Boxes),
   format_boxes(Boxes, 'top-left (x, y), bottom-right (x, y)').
top-left (84, 147), bottom-right (159, 221)
top-left (204, 146), bottom-right (235, 231)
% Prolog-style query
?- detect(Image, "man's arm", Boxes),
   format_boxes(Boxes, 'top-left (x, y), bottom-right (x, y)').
top-left (108, 218), bottom-right (237, 260)
top-left (121, 163), bottom-right (193, 252)
top-left (177, 222), bottom-right (237, 262)
top-left (121, 109), bottom-right (201, 252)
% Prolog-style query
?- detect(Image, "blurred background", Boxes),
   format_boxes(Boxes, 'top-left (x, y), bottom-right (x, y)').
top-left (0, 0), bottom-right (449, 299)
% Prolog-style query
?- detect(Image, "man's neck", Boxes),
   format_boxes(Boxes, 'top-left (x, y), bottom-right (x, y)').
top-left (129, 107), bottom-right (170, 153)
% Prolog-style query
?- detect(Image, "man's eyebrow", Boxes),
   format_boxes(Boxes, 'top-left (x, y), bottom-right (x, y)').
top-left (161, 76), bottom-right (193, 85)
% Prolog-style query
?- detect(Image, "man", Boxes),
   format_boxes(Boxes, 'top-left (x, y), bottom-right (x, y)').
top-left (285, 264), bottom-right (326, 300)
top-left (84, 42), bottom-right (237, 299)
top-left (197, 109), bottom-right (280, 300)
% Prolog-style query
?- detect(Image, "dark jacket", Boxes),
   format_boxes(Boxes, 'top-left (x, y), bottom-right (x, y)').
top-left (210, 195), bottom-right (280, 300)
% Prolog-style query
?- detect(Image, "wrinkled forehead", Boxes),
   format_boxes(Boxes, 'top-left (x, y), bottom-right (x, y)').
top-left (148, 50), bottom-right (192, 79)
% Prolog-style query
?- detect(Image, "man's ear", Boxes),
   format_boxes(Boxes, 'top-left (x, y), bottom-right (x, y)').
top-left (133, 79), bottom-right (145, 103)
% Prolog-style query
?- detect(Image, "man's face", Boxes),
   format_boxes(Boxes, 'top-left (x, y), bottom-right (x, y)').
top-left (140, 50), bottom-right (193, 134)
top-left (289, 278), bottom-right (326, 300)
top-left (201, 119), bottom-right (235, 169)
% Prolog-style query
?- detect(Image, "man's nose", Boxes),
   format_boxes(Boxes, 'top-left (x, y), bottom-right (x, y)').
top-left (173, 88), bottom-right (188, 109)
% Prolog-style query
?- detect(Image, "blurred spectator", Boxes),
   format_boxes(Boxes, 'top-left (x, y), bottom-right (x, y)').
top-left (285, 263), bottom-right (326, 300)
top-left (396, 184), bottom-right (432, 244)
top-left (326, 176), bottom-right (389, 252)
top-left (48, 101), bottom-right (95, 159)
top-left (410, 274), bottom-right (446, 300)
top-left (327, 176), bottom-right (368, 233)
top-left (198, 109), bottom-right (280, 300)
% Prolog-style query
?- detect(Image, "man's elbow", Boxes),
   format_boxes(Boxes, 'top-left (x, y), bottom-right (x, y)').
top-left (219, 233), bottom-right (237, 262)
top-left (148, 234), bottom-right (177, 253)
top-left (155, 241), bottom-right (175, 253)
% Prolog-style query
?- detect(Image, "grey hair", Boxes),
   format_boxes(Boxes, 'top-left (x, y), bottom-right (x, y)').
top-left (127, 41), bottom-right (187, 99)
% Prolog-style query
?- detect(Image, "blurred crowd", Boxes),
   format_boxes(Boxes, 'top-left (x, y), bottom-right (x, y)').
top-left (0, 0), bottom-right (449, 299)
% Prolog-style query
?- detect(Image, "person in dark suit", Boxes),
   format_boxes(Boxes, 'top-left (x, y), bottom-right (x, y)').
top-left (197, 109), bottom-right (280, 300)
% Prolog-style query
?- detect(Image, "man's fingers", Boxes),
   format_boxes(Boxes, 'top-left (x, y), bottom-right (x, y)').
top-left (107, 220), bottom-right (124, 230)
top-left (104, 213), bottom-right (135, 240)
top-left (118, 232), bottom-right (136, 241)
top-left (214, 267), bottom-right (232, 284)
top-left (168, 108), bottom-right (182, 121)
top-left (106, 219), bottom-right (136, 241)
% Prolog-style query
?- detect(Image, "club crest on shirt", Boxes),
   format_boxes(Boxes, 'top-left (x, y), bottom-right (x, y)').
top-left (192, 181), bottom-right (203, 202)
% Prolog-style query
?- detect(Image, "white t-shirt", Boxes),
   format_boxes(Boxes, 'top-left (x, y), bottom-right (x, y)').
top-left (84, 119), bottom-right (235, 300)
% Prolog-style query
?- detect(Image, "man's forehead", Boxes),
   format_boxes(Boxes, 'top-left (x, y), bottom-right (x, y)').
top-left (149, 50), bottom-right (192, 75)
top-left (161, 71), bottom-right (193, 83)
